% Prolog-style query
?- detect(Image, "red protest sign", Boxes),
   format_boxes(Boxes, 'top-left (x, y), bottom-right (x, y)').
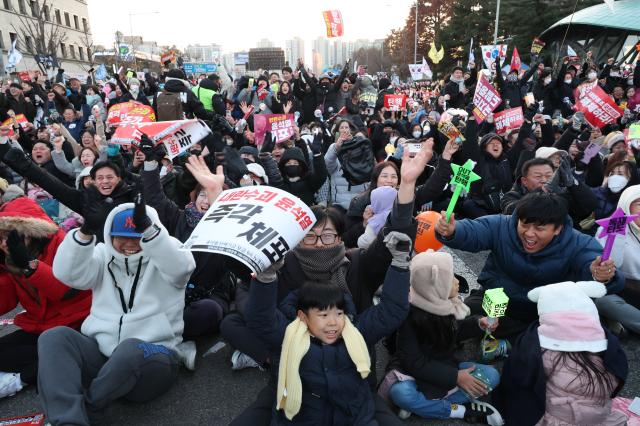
top-left (574, 84), bottom-right (622, 128)
top-left (0, 413), bottom-right (44, 426)
top-left (494, 107), bottom-right (524, 135)
top-left (254, 114), bottom-right (295, 147)
top-left (510, 47), bottom-right (521, 72)
top-left (161, 51), bottom-right (175, 64)
top-left (322, 10), bottom-right (343, 38)
top-left (383, 94), bottom-right (407, 111)
top-left (107, 101), bottom-right (156, 126)
top-left (472, 73), bottom-right (502, 123)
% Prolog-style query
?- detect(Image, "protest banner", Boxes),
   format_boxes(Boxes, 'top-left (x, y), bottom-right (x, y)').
top-left (530, 38), bottom-right (545, 56)
top-left (322, 10), bottom-right (343, 38)
top-left (2, 114), bottom-right (29, 136)
top-left (107, 101), bottom-right (156, 126)
top-left (472, 73), bottom-right (502, 122)
top-left (253, 114), bottom-right (295, 147)
top-left (480, 45), bottom-right (508, 72)
top-left (181, 186), bottom-right (316, 273)
top-left (573, 84), bottom-right (622, 128)
top-left (111, 119), bottom-right (211, 159)
top-left (494, 107), bottom-right (524, 135)
top-left (0, 413), bottom-right (44, 426)
top-left (384, 94), bottom-right (407, 111)
top-left (359, 91), bottom-right (377, 107)
top-left (510, 47), bottom-right (521, 72)
top-left (596, 207), bottom-right (638, 261)
top-left (408, 63), bottom-right (423, 81)
top-left (161, 51), bottom-right (175, 64)
top-left (627, 122), bottom-right (640, 140)
top-left (445, 159), bottom-right (481, 221)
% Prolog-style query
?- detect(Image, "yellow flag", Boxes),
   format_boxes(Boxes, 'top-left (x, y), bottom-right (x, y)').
top-left (428, 42), bottom-right (445, 64)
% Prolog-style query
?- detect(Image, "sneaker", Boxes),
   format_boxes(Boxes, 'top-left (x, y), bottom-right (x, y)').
top-left (231, 350), bottom-right (261, 371)
top-left (481, 338), bottom-right (510, 362)
top-left (0, 372), bottom-right (23, 398)
top-left (177, 340), bottom-right (197, 371)
top-left (464, 401), bottom-right (504, 426)
top-left (397, 409), bottom-right (411, 420)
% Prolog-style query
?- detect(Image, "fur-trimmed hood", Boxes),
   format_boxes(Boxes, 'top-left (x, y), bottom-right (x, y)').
top-left (0, 197), bottom-right (58, 238)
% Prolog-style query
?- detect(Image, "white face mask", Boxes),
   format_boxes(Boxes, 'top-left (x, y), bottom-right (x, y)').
top-left (225, 138), bottom-right (234, 146)
top-left (159, 165), bottom-right (168, 177)
top-left (588, 72), bottom-right (597, 81)
top-left (544, 77), bottom-right (552, 85)
top-left (412, 131), bottom-right (422, 138)
top-left (564, 79), bottom-right (572, 84)
top-left (607, 174), bottom-right (628, 193)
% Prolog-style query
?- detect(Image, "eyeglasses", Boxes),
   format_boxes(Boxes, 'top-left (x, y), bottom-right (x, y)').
top-left (303, 233), bottom-right (338, 245)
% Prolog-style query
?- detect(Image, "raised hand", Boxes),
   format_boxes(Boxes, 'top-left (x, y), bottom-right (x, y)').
top-left (401, 138), bottom-right (433, 184)
top-left (133, 189), bottom-right (152, 233)
top-left (185, 155), bottom-right (225, 198)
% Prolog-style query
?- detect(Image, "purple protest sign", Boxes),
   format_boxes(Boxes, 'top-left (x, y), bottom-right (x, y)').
top-left (595, 207), bottom-right (638, 261)
top-left (580, 142), bottom-right (602, 164)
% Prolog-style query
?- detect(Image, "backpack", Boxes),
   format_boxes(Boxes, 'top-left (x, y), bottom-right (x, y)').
top-left (337, 137), bottom-right (375, 186)
top-left (156, 90), bottom-right (184, 121)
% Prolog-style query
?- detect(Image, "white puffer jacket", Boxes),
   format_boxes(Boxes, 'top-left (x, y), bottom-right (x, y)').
top-left (53, 203), bottom-right (195, 357)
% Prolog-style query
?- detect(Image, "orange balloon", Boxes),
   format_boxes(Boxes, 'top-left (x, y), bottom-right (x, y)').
top-left (414, 211), bottom-right (444, 253)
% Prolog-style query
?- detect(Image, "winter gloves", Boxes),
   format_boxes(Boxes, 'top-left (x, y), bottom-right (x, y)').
top-left (133, 190), bottom-right (152, 233)
top-left (80, 185), bottom-right (107, 236)
top-left (384, 231), bottom-right (412, 270)
top-left (523, 102), bottom-right (539, 122)
top-left (309, 134), bottom-right (323, 156)
top-left (139, 133), bottom-right (165, 163)
top-left (256, 258), bottom-right (285, 283)
top-left (7, 230), bottom-right (34, 270)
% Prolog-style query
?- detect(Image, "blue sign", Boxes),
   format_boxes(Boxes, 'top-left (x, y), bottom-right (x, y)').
top-left (234, 52), bottom-right (249, 65)
top-left (183, 63), bottom-right (218, 74)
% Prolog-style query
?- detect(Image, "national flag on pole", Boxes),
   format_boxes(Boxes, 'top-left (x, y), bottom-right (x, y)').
top-left (510, 47), bottom-right (521, 72)
top-left (7, 38), bottom-right (22, 69)
top-left (468, 38), bottom-right (475, 69)
top-left (322, 10), bottom-right (344, 38)
top-left (421, 57), bottom-right (433, 80)
top-left (603, 0), bottom-right (615, 12)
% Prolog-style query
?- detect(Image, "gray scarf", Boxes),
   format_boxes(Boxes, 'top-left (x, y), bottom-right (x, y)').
top-left (292, 244), bottom-right (350, 294)
top-left (450, 75), bottom-right (465, 92)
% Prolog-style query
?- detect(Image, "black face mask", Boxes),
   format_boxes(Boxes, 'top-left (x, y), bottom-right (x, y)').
top-left (243, 158), bottom-right (255, 165)
top-left (189, 149), bottom-right (202, 157)
top-left (284, 165), bottom-right (301, 178)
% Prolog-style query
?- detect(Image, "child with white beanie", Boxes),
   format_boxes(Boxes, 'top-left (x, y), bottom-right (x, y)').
top-left (498, 281), bottom-right (628, 425)
top-left (381, 249), bottom-right (504, 425)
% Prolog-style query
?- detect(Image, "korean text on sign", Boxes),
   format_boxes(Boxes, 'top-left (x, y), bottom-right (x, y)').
top-left (472, 73), bottom-right (502, 123)
top-left (181, 187), bottom-right (316, 273)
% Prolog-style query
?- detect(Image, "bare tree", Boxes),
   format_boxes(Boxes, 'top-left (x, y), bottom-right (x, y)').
top-left (10, 0), bottom-right (68, 73)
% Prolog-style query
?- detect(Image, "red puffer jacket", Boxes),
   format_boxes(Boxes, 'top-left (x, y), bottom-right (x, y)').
top-left (0, 197), bottom-right (91, 333)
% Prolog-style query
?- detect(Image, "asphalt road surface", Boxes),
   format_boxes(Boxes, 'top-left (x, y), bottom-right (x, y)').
top-left (1, 249), bottom-right (639, 425)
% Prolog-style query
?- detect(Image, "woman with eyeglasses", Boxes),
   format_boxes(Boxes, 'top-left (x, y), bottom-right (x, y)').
top-left (225, 142), bottom-right (432, 426)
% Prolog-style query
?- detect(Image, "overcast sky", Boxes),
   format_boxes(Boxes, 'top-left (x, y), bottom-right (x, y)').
top-left (87, 0), bottom-right (415, 55)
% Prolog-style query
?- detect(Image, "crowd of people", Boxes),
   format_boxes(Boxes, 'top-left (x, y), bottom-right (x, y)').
top-left (0, 47), bottom-right (639, 425)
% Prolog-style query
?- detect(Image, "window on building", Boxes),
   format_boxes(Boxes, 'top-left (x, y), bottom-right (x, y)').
top-left (29, 0), bottom-right (37, 16)
top-left (3, 0), bottom-right (10, 10)
top-left (0, 31), bottom-right (4, 49)
top-left (70, 44), bottom-right (76, 59)
top-left (18, 0), bottom-right (25, 14)
top-left (55, 9), bottom-right (61, 24)
top-left (73, 15), bottom-right (79, 29)
top-left (25, 35), bottom-right (32, 52)
top-left (43, 4), bottom-right (49, 20)
top-left (60, 42), bottom-right (66, 58)
top-left (64, 12), bottom-right (70, 27)
top-left (82, 18), bottom-right (88, 32)
top-left (78, 46), bottom-right (84, 60)
top-left (9, 32), bottom-right (17, 49)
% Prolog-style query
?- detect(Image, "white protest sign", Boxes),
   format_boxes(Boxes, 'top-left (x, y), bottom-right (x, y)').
top-left (181, 186), bottom-right (316, 273)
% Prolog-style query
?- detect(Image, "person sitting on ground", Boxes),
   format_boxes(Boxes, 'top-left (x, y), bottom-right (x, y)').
top-left (435, 192), bottom-right (624, 340)
top-left (498, 281), bottom-right (627, 426)
top-left (39, 191), bottom-right (195, 426)
top-left (0, 197), bottom-right (91, 399)
top-left (244, 230), bottom-right (412, 425)
top-left (382, 250), bottom-right (503, 425)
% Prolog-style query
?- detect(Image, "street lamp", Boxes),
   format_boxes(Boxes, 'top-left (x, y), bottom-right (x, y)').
top-left (128, 10), bottom-right (160, 69)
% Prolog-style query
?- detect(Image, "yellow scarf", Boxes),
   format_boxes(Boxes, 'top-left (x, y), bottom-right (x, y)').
top-left (276, 316), bottom-right (371, 420)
